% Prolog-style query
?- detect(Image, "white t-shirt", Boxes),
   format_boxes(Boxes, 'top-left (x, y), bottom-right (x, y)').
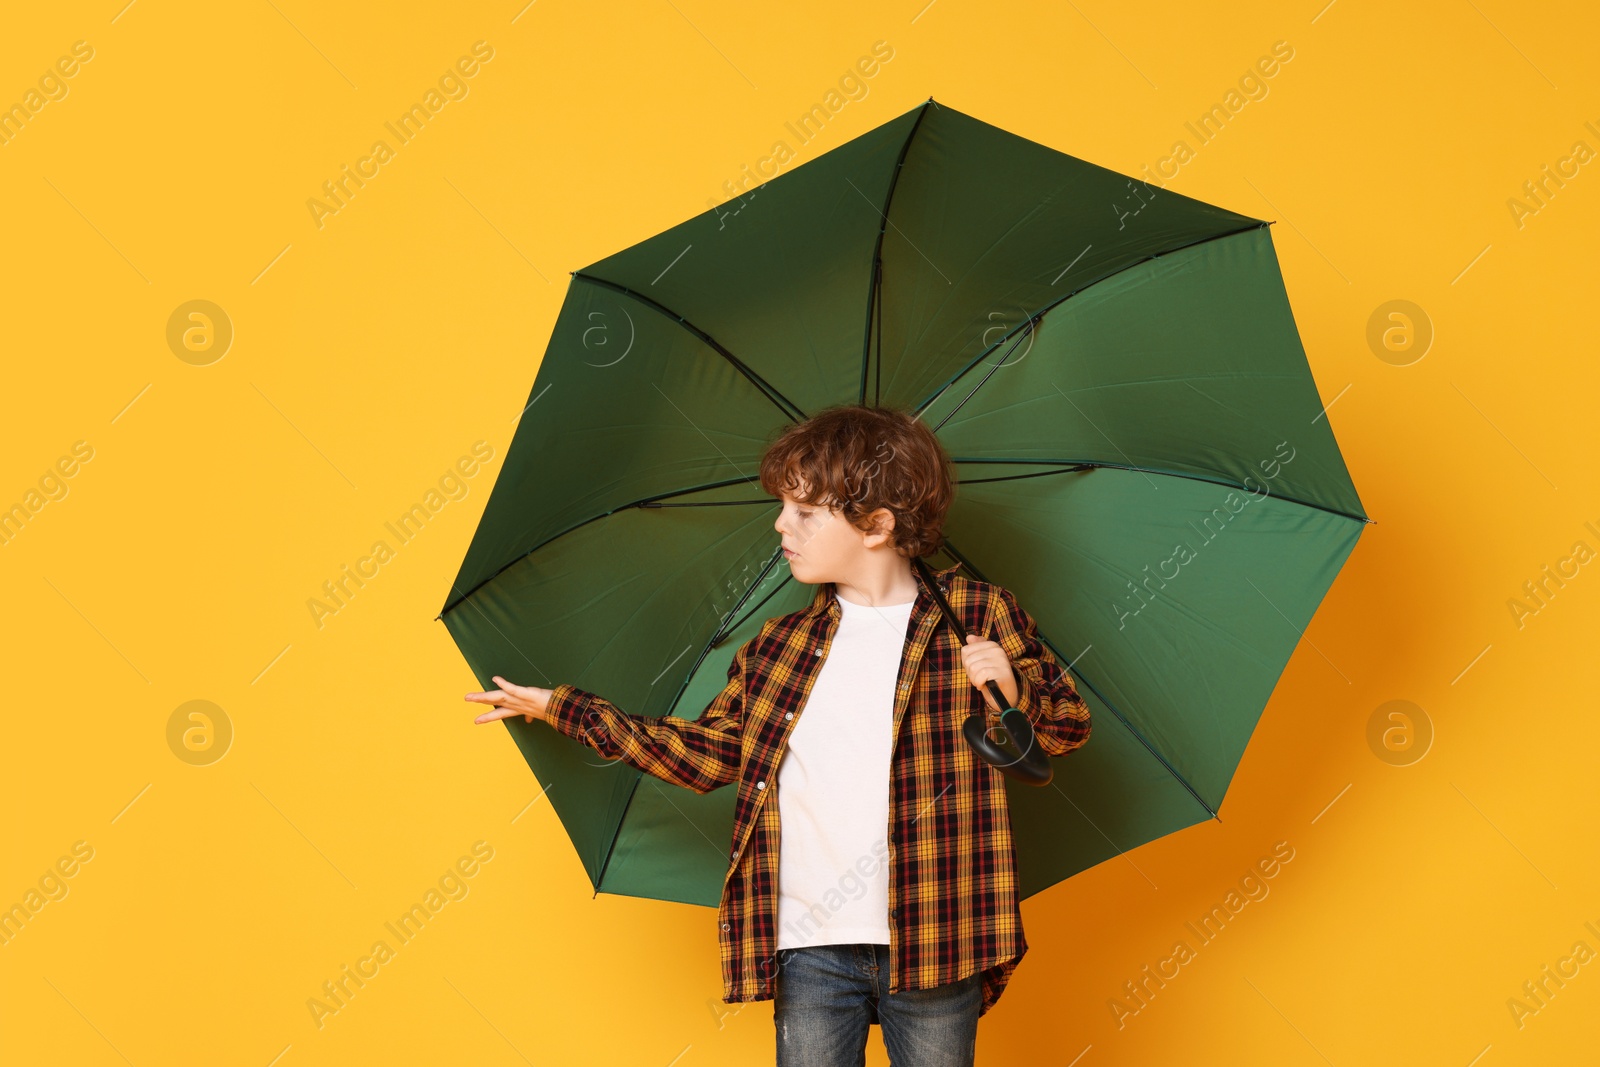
top-left (775, 591), bottom-right (915, 950)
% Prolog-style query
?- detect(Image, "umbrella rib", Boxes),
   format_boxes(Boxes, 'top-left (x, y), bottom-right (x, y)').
top-left (948, 457), bottom-right (1372, 526)
top-left (572, 546), bottom-right (791, 899)
top-left (909, 221), bottom-right (1271, 422)
top-left (925, 318), bottom-right (1038, 434)
top-left (859, 98), bottom-right (935, 408)
top-left (572, 272), bottom-right (809, 424)
top-left (670, 545), bottom-right (790, 700)
top-left (438, 476), bottom-right (778, 618)
top-left (936, 536), bottom-right (1221, 822)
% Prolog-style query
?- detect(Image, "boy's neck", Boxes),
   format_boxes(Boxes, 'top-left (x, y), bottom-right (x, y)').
top-left (831, 555), bottom-right (920, 608)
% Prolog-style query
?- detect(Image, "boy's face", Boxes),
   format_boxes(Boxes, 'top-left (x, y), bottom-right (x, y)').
top-left (773, 481), bottom-right (888, 584)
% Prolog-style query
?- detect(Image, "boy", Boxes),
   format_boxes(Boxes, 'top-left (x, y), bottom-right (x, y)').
top-left (467, 404), bottom-right (1091, 1065)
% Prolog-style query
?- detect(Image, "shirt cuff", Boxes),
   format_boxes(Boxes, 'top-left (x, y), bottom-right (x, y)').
top-left (544, 682), bottom-right (594, 739)
top-left (1010, 668), bottom-right (1036, 720)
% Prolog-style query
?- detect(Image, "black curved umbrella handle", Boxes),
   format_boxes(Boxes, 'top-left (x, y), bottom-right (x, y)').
top-left (913, 558), bottom-right (1054, 787)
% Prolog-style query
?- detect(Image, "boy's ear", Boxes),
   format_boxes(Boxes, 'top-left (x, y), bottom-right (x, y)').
top-left (863, 506), bottom-right (896, 544)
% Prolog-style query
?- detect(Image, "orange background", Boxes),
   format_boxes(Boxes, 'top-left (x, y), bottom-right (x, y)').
top-left (2, 1), bottom-right (1595, 1064)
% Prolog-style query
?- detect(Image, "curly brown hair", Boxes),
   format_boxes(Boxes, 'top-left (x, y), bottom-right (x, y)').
top-left (758, 404), bottom-right (955, 560)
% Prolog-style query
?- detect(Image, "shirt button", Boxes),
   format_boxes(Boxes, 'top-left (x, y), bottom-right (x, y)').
top-left (731, 848), bottom-right (739, 859)
top-left (756, 780), bottom-right (765, 790)
top-left (721, 922), bottom-right (730, 931)
top-left (785, 712), bottom-right (794, 720)
top-left (813, 647), bottom-right (822, 655)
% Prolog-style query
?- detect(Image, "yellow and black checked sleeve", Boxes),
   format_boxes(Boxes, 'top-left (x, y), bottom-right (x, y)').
top-left (990, 585), bottom-right (1092, 756)
top-left (540, 631), bottom-right (759, 795)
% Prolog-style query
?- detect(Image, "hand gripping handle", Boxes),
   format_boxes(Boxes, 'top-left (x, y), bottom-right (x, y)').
top-left (913, 557), bottom-right (1053, 787)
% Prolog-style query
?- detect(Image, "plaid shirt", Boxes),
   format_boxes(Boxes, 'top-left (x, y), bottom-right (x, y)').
top-left (542, 561), bottom-right (1092, 1017)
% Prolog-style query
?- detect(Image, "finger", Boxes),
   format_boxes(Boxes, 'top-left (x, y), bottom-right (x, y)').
top-left (962, 651), bottom-right (998, 678)
top-left (465, 690), bottom-right (508, 703)
top-left (966, 659), bottom-right (1001, 710)
top-left (491, 675), bottom-right (530, 697)
top-left (473, 705), bottom-right (517, 724)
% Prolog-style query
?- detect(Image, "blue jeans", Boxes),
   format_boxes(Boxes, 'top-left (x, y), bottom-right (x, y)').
top-left (773, 943), bottom-right (983, 1067)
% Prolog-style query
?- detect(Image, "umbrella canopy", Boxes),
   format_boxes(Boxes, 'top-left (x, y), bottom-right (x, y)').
top-left (440, 98), bottom-right (1369, 907)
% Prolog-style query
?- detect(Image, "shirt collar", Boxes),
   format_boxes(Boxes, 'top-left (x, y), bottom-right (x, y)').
top-left (801, 560), bottom-right (965, 622)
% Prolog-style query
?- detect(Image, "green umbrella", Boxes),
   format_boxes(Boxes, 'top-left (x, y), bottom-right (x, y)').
top-left (439, 98), bottom-right (1370, 906)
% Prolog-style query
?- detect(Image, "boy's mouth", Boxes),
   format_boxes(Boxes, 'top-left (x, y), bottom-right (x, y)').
top-left (782, 545), bottom-right (799, 559)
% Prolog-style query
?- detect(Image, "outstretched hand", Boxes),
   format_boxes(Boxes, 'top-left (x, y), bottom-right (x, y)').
top-left (961, 633), bottom-right (1019, 712)
top-left (465, 675), bottom-right (553, 724)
